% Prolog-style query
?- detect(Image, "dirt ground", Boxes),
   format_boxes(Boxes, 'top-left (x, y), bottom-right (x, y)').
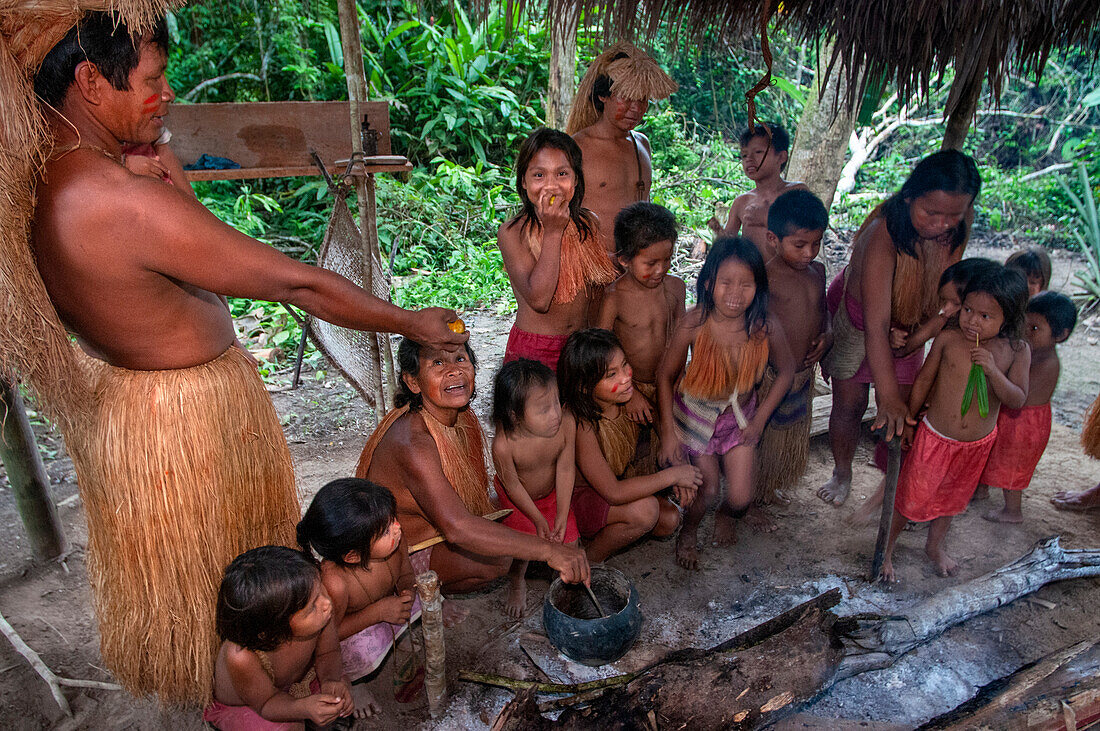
top-left (0, 238), bottom-right (1097, 729)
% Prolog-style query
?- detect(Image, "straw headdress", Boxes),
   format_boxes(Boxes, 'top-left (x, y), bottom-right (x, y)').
top-left (0, 1), bottom-right (184, 431)
top-left (565, 41), bottom-right (677, 135)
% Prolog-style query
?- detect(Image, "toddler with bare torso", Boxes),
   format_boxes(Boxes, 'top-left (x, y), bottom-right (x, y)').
top-left (492, 359), bottom-right (579, 617)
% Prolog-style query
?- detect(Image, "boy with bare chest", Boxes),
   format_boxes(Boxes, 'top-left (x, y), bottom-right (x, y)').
top-left (881, 267), bottom-right (1030, 581)
top-left (598, 202), bottom-right (687, 425)
top-left (720, 123), bottom-right (807, 259)
top-left (756, 191), bottom-right (831, 507)
top-left (492, 360), bottom-right (579, 617)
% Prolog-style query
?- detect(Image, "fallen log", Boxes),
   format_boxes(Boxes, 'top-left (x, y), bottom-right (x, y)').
top-left (917, 637), bottom-right (1100, 730)
top-left (482, 537), bottom-right (1100, 730)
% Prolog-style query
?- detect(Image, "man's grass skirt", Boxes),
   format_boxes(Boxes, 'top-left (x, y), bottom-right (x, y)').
top-left (68, 346), bottom-right (300, 705)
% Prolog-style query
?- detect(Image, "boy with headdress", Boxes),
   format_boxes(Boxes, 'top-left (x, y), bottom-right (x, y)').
top-left (567, 42), bottom-right (678, 256)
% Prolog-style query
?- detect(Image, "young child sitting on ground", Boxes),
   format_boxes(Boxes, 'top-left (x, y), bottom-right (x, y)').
top-left (881, 267), bottom-right (1030, 581)
top-left (560, 329), bottom-right (702, 563)
top-left (498, 128), bottom-right (618, 372)
top-left (492, 359), bottom-right (579, 617)
top-left (755, 189), bottom-right (830, 509)
top-left (1005, 246), bottom-right (1052, 298)
top-left (978, 291), bottom-right (1077, 521)
top-left (297, 478), bottom-right (419, 715)
top-left (718, 123), bottom-right (807, 258)
top-left (597, 201), bottom-right (686, 432)
top-left (205, 545), bottom-right (354, 730)
top-left (657, 237), bottom-right (795, 569)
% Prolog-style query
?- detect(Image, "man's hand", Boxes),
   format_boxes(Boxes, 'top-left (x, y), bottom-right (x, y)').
top-left (624, 389), bottom-right (653, 423)
top-left (546, 542), bottom-right (590, 585)
top-left (406, 307), bottom-right (469, 350)
top-left (376, 591), bottom-right (414, 625)
top-left (123, 154), bottom-right (170, 181)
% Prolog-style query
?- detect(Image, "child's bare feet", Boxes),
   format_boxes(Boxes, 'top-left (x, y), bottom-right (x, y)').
top-left (675, 528), bottom-right (700, 570)
top-left (817, 474), bottom-right (851, 505)
top-left (846, 499), bottom-right (880, 527)
top-left (982, 508), bottom-right (1023, 524)
top-left (351, 684), bottom-right (381, 719)
top-left (971, 484), bottom-right (990, 501)
top-left (926, 546), bottom-right (959, 577)
top-left (505, 577), bottom-right (527, 618)
top-left (744, 505), bottom-right (777, 533)
top-left (713, 509), bottom-right (738, 546)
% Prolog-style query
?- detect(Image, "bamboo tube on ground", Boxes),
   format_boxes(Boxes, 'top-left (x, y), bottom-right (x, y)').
top-left (415, 570), bottom-right (447, 717)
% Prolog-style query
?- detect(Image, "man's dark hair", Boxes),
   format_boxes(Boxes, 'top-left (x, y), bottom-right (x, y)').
top-left (738, 122), bottom-right (791, 154)
top-left (614, 201), bottom-right (678, 259)
top-left (35, 11), bottom-right (169, 107)
top-left (215, 546), bottom-right (320, 652)
top-left (767, 189), bottom-right (828, 239)
top-left (493, 359), bottom-right (557, 434)
top-left (1027, 291), bottom-right (1077, 340)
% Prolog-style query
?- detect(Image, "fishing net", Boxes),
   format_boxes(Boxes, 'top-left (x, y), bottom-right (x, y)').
top-left (306, 186), bottom-right (391, 408)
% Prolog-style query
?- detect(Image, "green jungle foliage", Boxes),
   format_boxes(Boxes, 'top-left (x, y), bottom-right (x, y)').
top-left (168, 0), bottom-right (1100, 346)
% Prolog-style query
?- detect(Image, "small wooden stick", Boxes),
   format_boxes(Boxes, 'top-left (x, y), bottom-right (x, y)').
top-left (0, 610), bottom-right (70, 716)
top-left (458, 669), bottom-right (634, 694)
top-left (870, 435), bottom-right (902, 581)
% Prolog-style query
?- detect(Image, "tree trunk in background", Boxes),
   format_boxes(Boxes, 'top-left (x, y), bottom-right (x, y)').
top-left (0, 379), bottom-right (67, 560)
top-left (940, 73), bottom-right (984, 151)
top-left (546, 0), bottom-right (579, 130)
top-left (787, 42), bottom-right (859, 210)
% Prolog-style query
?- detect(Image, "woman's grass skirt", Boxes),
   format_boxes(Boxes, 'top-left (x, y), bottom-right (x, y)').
top-left (67, 346), bottom-right (300, 705)
top-left (1084, 393), bottom-right (1100, 460)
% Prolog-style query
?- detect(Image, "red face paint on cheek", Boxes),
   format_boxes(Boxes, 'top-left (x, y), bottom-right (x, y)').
top-left (610, 384), bottom-right (618, 393)
top-left (141, 94), bottom-right (159, 113)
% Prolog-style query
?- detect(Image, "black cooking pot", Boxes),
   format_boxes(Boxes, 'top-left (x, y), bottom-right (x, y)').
top-left (542, 565), bottom-right (642, 666)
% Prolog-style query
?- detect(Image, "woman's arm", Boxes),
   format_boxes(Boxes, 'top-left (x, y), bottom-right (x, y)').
top-left (399, 417), bottom-right (588, 583)
top-left (859, 221), bottom-right (909, 439)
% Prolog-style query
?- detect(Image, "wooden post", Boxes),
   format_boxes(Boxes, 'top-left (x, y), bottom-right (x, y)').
top-left (0, 379), bottom-right (67, 560)
top-left (546, 0), bottom-right (579, 130)
top-left (335, 0), bottom-right (389, 420)
top-left (941, 72), bottom-right (983, 151)
top-left (416, 569), bottom-right (447, 717)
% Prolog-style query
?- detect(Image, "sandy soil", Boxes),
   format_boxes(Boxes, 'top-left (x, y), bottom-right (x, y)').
top-left (0, 240), bottom-right (1096, 729)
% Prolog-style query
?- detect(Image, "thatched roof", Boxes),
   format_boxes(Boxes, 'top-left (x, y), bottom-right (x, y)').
top-left (525, 0), bottom-right (1100, 116)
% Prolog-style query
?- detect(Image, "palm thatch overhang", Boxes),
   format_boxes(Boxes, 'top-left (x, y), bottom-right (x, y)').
top-left (493, 0), bottom-right (1100, 117)
top-left (0, 0), bottom-right (185, 428)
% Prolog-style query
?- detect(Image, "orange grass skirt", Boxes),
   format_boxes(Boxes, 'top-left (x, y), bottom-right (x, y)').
top-left (67, 346), bottom-right (299, 705)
